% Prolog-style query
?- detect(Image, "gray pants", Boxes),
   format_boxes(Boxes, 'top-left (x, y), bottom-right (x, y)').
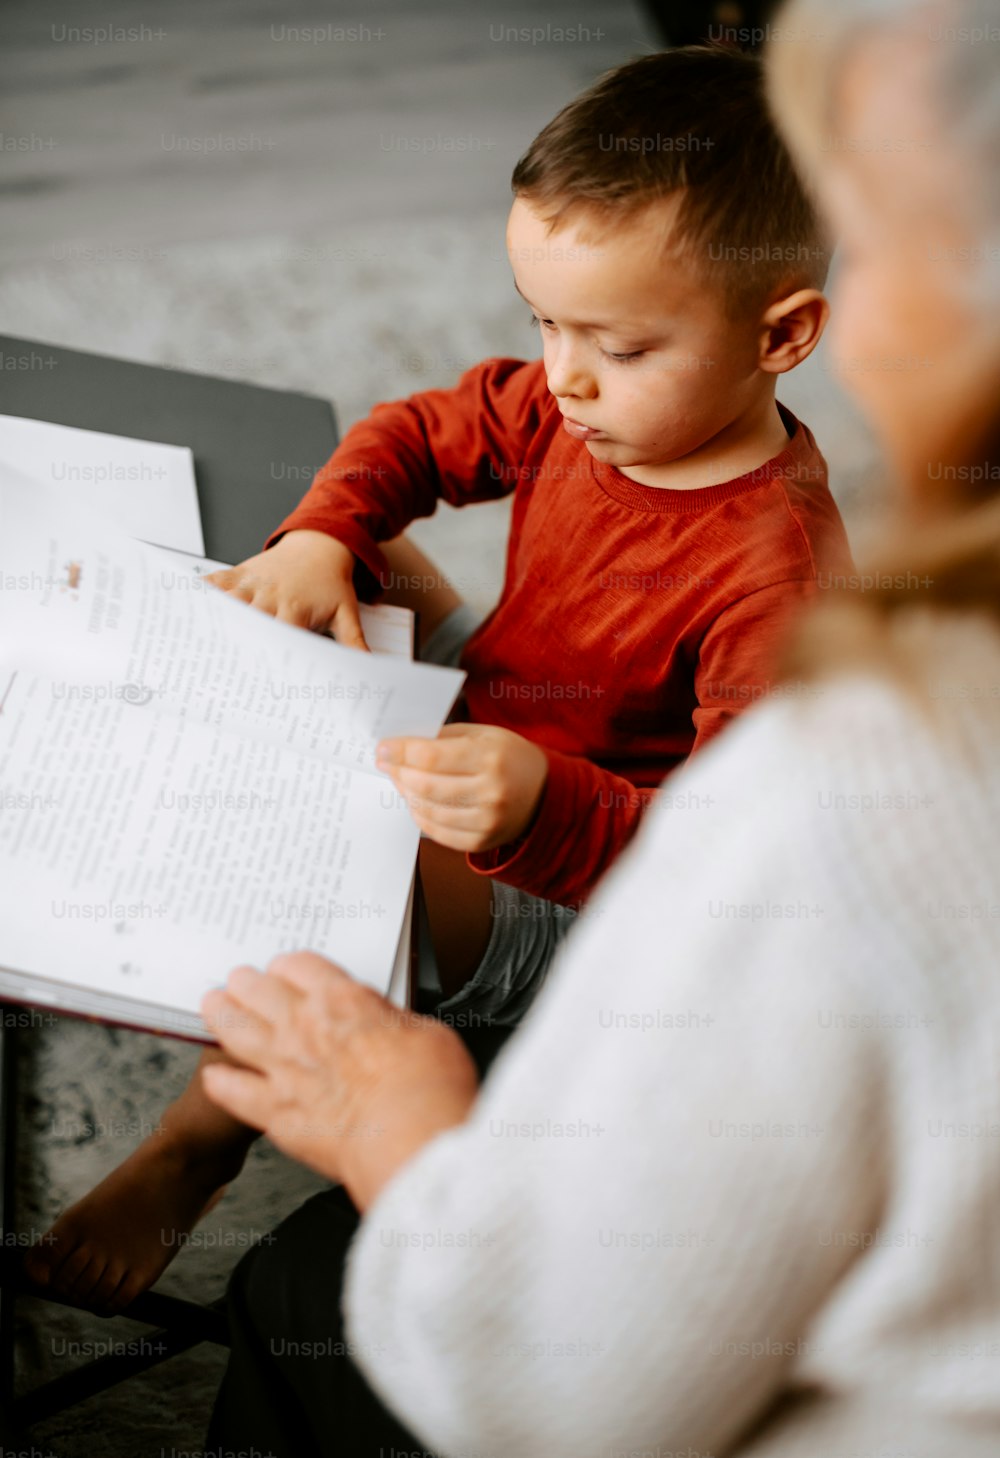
top-left (417, 604), bottom-right (577, 1029)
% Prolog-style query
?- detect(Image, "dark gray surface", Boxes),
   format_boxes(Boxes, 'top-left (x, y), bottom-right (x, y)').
top-left (0, 334), bottom-right (337, 562)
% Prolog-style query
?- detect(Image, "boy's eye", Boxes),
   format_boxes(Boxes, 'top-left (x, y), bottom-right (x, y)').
top-left (600, 347), bottom-right (644, 364)
top-left (529, 312), bottom-right (642, 362)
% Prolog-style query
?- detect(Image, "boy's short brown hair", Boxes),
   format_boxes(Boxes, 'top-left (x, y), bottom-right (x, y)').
top-left (511, 46), bottom-right (829, 317)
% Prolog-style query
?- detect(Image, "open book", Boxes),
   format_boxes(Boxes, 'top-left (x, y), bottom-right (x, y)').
top-left (0, 481), bottom-right (464, 1041)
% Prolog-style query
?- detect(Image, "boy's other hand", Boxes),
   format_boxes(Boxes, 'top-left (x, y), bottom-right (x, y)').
top-left (206, 530), bottom-right (369, 650)
top-left (375, 724), bottom-right (548, 853)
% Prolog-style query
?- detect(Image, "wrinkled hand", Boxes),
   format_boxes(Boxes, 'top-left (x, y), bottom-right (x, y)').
top-left (376, 723), bottom-right (548, 853)
top-left (207, 529), bottom-right (369, 650)
top-left (200, 953), bottom-right (478, 1209)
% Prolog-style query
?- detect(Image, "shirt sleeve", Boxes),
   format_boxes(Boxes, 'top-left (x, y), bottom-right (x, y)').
top-left (467, 755), bottom-right (657, 907)
top-left (265, 356), bottom-right (549, 600)
top-left (692, 578), bottom-right (818, 750)
top-left (343, 703), bottom-right (891, 1458)
top-left (467, 577), bottom-right (819, 907)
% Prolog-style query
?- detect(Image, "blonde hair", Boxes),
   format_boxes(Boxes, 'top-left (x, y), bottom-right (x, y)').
top-left (765, 0), bottom-right (1000, 677)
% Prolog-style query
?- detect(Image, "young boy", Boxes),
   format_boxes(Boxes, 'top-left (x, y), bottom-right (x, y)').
top-left (29, 46), bottom-right (852, 1311)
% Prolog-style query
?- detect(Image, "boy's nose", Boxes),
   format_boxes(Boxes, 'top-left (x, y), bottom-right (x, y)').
top-left (546, 353), bottom-right (597, 400)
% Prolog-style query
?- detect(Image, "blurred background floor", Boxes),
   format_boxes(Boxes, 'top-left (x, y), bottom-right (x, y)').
top-left (1, 0), bottom-right (648, 259)
top-left (0, 2), bottom-right (879, 1454)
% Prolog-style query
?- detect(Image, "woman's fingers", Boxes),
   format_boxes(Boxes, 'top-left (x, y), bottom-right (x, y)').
top-left (201, 1062), bottom-right (273, 1130)
top-left (266, 950), bottom-right (354, 999)
top-left (202, 985), bottom-right (279, 1067)
top-left (203, 955), bottom-right (365, 1052)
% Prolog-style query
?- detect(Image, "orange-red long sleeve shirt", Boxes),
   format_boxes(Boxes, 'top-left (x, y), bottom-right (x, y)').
top-left (268, 357), bottom-right (853, 905)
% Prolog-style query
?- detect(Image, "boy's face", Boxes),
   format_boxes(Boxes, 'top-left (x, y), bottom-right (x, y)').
top-left (506, 195), bottom-right (765, 476)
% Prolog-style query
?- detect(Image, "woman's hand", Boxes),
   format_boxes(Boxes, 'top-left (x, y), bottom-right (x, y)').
top-left (200, 953), bottom-right (478, 1209)
top-left (376, 723), bottom-right (549, 853)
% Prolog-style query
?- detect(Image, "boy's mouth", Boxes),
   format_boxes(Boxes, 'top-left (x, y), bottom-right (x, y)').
top-left (561, 414), bottom-right (606, 441)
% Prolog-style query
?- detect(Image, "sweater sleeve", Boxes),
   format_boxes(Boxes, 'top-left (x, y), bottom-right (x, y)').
top-left (467, 577), bottom-right (819, 907)
top-left (344, 702), bottom-right (892, 1458)
top-left (265, 356), bottom-right (549, 600)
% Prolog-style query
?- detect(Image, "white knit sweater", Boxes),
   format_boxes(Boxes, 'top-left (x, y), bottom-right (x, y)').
top-left (346, 613), bottom-right (1000, 1458)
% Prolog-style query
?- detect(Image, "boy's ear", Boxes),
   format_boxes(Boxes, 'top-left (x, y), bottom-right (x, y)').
top-left (757, 289), bottom-right (829, 375)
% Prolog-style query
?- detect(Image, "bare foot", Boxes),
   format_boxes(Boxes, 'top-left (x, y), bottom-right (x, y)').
top-left (24, 1135), bottom-right (247, 1314)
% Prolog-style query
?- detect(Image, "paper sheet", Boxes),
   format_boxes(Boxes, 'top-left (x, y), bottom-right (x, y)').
top-left (0, 483), bottom-right (462, 1024)
top-left (163, 546), bottom-right (415, 658)
top-left (0, 413), bottom-right (204, 554)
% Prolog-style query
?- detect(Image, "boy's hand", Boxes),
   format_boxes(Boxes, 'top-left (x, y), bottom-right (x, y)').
top-left (206, 529), bottom-right (369, 650)
top-left (376, 724), bottom-right (548, 853)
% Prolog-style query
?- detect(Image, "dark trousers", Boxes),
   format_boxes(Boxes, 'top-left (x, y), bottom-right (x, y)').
top-left (206, 1022), bottom-right (511, 1456)
top-left (205, 1183), bottom-right (429, 1457)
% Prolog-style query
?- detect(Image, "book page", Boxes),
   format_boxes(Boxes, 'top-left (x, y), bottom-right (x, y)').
top-left (0, 482), bottom-right (462, 1024)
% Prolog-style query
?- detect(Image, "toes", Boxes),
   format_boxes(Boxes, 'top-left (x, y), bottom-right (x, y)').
top-left (23, 1240), bottom-right (55, 1286)
top-left (89, 1262), bottom-right (128, 1314)
top-left (106, 1273), bottom-right (144, 1317)
top-left (25, 1227), bottom-right (78, 1290)
top-left (60, 1250), bottom-right (103, 1303)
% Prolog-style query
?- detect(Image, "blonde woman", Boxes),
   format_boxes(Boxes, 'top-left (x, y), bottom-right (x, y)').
top-left (201, 2), bottom-right (1000, 1454)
